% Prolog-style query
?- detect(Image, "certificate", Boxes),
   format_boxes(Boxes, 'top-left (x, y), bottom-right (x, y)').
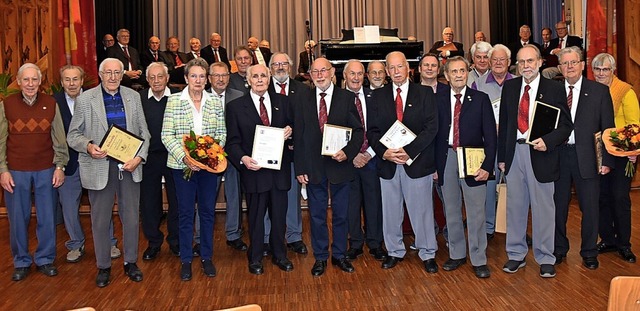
top-left (380, 120), bottom-right (419, 165)
top-left (526, 101), bottom-right (560, 144)
top-left (456, 147), bottom-right (486, 178)
top-left (99, 124), bottom-right (145, 163)
top-left (251, 125), bottom-right (285, 170)
top-left (321, 124), bottom-right (352, 156)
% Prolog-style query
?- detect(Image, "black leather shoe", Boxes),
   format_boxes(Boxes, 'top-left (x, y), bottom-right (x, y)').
top-left (11, 267), bottom-right (29, 281)
top-left (201, 259), bottom-right (217, 277)
top-left (582, 256), bottom-right (599, 269)
top-left (369, 248), bottom-right (388, 261)
top-left (143, 246), bottom-right (161, 260)
top-left (272, 257), bottom-right (294, 272)
top-left (345, 248), bottom-right (363, 261)
top-left (540, 264), bottom-right (556, 278)
top-left (554, 253), bottom-right (566, 265)
top-left (169, 244), bottom-right (180, 257)
top-left (423, 259), bottom-right (438, 273)
top-left (331, 257), bottom-right (355, 273)
top-left (311, 260), bottom-right (327, 276)
top-left (96, 268), bottom-right (111, 288)
top-left (503, 260), bottom-right (526, 273)
top-left (249, 262), bottom-right (264, 275)
top-left (473, 265), bottom-right (491, 278)
top-left (192, 244), bottom-right (201, 257)
top-left (226, 238), bottom-right (248, 251)
top-left (180, 262), bottom-right (192, 281)
top-left (442, 258), bottom-right (466, 271)
top-left (36, 264), bottom-right (58, 277)
top-left (124, 262), bottom-right (143, 282)
top-left (597, 241), bottom-right (618, 254)
top-left (287, 241), bottom-right (308, 254)
top-left (619, 248), bottom-right (637, 263)
top-left (382, 256), bottom-right (404, 269)
top-left (263, 243), bottom-right (271, 257)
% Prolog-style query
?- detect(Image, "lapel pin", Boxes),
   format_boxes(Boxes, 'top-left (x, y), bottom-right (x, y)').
top-left (291, 90), bottom-right (295, 94)
top-left (467, 96), bottom-right (472, 101)
top-left (407, 103), bottom-right (413, 107)
top-left (584, 93), bottom-right (588, 97)
top-left (274, 107), bottom-right (280, 110)
top-left (366, 93), bottom-right (372, 98)
top-left (539, 94), bottom-right (543, 100)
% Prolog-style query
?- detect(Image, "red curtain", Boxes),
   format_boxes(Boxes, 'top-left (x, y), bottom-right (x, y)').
top-left (57, 0), bottom-right (99, 87)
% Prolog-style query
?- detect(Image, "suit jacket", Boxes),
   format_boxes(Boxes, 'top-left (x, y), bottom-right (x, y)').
top-left (549, 35), bottom-right (583, 50)
top-left (541, 41), bottom-right (557, 68)
top-left (140, 49), bottom-right (171, 70)
top-left (201, 45), bottom-right (231, 70)
top-left (298, 51), bottom-right (315, 74)
top-left (497, 76), bottom-right (573, 183)
top-left (229, 73), bottom-right (250, 95)
top-left (185, 51), bottom-right (200, 63)
top-left (368, 82), bottom-right (438, 179)
top-left (294, 85), bottom-right (363, 184)
top-left (54, 92), bottom-right (79, 175)
top-left (267, 78), bottom-right (311, 102)
top-left (252, 47), bottom-right (272, 65)
top-left (97, 47), bottom-right (108, 66)
top-left (107, 44), bottom-right (143, 86)
top-left (428, 41), bottom-right (465, 58)
top-left (507, 41), bottom-right (542, 64)
top-left (163, 50), bottom-right (189, 84)
top-left (434, 87), bottom-right (496, 187)
top-left (225, 91), bottom-right (292, 193)
top-left (67, 85), bottom-right (151, 190)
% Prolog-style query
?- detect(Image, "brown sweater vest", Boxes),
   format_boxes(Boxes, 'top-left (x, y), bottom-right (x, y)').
top-left (3, 93), bottom-right (55, 171)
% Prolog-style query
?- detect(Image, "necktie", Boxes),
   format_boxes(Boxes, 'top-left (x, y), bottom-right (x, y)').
top-left (214, 49), bottom-right (219, 62)
top-left (518, 85), bottom-right (531, 133)
top-left (395, 87), bottom-right (403, 122)
top-left (319, 92), bottom-right (328, 133)
top-left (259, 96), bottom-right (270, 126)
top-left (153, 52), bottom-right (158, 61)
top-left (123, 46), bottom-right (132, 68)
top-left (544, 42), bottom-right (548, 49)
top-left (251, 50), bottom-right (259, 65)
top-left (278, 83), bottom-right (287, 95)
top-left (174, 53), bottom-right (183, 66)
top-left (567, 85), bottom-right (574, 110)
top-left (196, 51), bottom-right (200, 58)
top-left (453, 94), bottom-right (462, 150)
top-left (354, 92), bottom-right (369, 153)
top-left (558, 38), bottom-right (564, 49)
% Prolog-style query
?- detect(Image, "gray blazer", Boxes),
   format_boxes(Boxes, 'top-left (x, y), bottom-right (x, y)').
top-left (67, 85), bottom-right (151, 190)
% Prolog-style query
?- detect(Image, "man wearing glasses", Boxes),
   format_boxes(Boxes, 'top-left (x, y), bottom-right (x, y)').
top-left (428, 27), bottom-right (465, 59)
top-left (542, 21), bottom-right (584, 79)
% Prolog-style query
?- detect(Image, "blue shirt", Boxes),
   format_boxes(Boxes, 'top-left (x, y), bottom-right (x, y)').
top-left (102, 87), bottom-right (127, 129)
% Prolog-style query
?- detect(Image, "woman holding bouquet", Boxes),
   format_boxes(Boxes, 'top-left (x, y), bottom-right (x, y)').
top-left (593, 53), bottom-right (640, 263)
top-left (162, 58), bottom-right (226, 280)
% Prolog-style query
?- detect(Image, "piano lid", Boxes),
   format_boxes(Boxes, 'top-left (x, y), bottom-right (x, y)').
top-left (319, 40), bottom-right (424, 65)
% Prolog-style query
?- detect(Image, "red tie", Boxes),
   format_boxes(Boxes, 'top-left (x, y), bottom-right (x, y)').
top-left (518, 85), bottom-right (531, 133)
top-left (319, 92), bottom-right (328, 133)
top-left (259, 96), bottom-right (270, 126)
top-left (251, 50), bottom-right (259, 65)
top-left (354, 92), bottom-right (369, 153)
top-left (558, 38), bottom-right (564, 49)
top-left (153, 52), bottom-right (158, 61)
top-left (453, 94), bottom-right (462, 150)
top-left (123, 46), bottom-right (132, 69)
top-left (278, 83), bottom-right (287, 95)
top-left (174, 53), bottom-right (183, 66)
top-left (395, 87), bottom-right (403, 122)
top-left (214, 49), bottom-right (219, 62)
top-left (567, 85), bottom-right (574, 110)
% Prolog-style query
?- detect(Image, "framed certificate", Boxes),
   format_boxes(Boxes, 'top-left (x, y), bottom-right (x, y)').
top-left (456, 147), bottom-right (486, 178)
top-left (251, 125), bottom-right (285, 170)
top-left (526, 101), bottom-right (560, 144)
top-left (380, 120), bottom-right (419, 165)
top-left (321, 124), bottom-right (352, 156)
top-left (99, 124), bottom-right (145, 163)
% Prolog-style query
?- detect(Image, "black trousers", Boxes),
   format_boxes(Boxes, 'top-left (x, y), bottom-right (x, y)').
top-left (599, 155), bottom-right (634, 249)
top-left (347, 160), bottom-right (384, 250)
top-left (246, 187), bottom-right (288, 264)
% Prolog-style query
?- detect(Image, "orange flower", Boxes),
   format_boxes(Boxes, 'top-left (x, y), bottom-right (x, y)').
top-left (206, 148), bottom-right (217, 158)
top-left (196, 149), bottom-right (207, 158)
top-left (204, 136), bottom-right (215, 144)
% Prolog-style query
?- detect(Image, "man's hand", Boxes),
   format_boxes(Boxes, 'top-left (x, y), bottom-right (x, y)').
top-left (352, 152), bottom-right (371, 168)
top-left (283, 125), bottom-right (293, 140)
top-left (332, 150), bottom-right (347, 162)
top-left (383, 148), bottom-right (409, 165)
top-left (241, 155), bottom-right (261, 171)
top-left (296, 174), bottom-right (309, 185)
top-left (87, 143), bottom-right (108, 159)
top-left (122, 156), bottom-right (143, 172)
top-left (629, 155), bottom-right (637, 163)
top-left (600, 165), bottom-right (611, 175)
top-left (125, 70), bottom-right (142, 79)
top-left (498, 162), bottom-right (506, 172)
top-left (52, 169), bottom-right (65, 188)
top-left (433, 171), bottom-right (438, 181)
top-left (1, 171), bottom-right (14, 193)
top-left (474, 168), bottom-right (490, 181)
top-left (531, 138), bottom-right (547, 152)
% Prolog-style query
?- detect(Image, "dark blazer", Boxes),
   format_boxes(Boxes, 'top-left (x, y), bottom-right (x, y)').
top-left (294, 86), bottom-right (363, 184)
top-left (298, 51), bottom-right (315, 74)
top-left (267, 78), bottom-right (311, 102)
top-left (201, 45), bottom-right (231, 70)
top-left (229, 73), bottom-right (250, 95)
top-left (497, 76), bottom-right (573, 183)
top-left (54, 92), bottom-right (79, 176)
top-left (368, 82), bottom-right (438, 179)
top-left (251, 47), bottom-right (272, 65)
top-left (434, 87), bottom-right (497, 187)
top-left (541, 42), bottom-right (557, 68)
top-left (428, 41), bottom-right (465, 58)
top-left (507, 41), bottom-right (542, 64)
top-left (140, 49), bottom-right (171, 71)
top-left (97, 47), bottom-right (108, 66)
top-left (107, 44), bottom-right (143, 86)
top-left (549, 35), bottom-right (583, 50)
top-left (163, 50), bottom-right (189, 84)
top-left (225, 91), bottom-right (292, 193)
top-left (185, 51), bottom-right (200, 63)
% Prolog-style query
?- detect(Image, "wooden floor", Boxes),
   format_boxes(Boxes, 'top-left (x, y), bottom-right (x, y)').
top-left (2, 191), bottom-right (640, 311)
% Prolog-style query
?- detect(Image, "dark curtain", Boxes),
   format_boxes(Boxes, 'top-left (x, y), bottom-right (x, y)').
top-left (489, 0), bottom-right (533, 46)
top-left (95, 0), bottom-right (154, 53)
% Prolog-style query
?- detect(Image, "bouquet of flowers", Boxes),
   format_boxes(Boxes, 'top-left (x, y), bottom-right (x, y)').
top-left (602, 124), bottom-right (640, 177)
top-left (182, 130), bottom-right (227, 180)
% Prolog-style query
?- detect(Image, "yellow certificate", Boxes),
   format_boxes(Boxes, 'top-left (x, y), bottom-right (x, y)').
top-left (99, 124), bottom-right (145, 163)
top-left (456, 147), bottom-right (485, 178)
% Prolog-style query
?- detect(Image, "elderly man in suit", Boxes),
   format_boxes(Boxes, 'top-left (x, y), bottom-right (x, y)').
top-left (141, 36), bottom-right (168, 71)
top-left (164, 36), bottom-right (189, 85)
top-left (67, 58), bottom-right (151, 287)
top-left (434, 56), bottom-right (496, 278)
top-left (229, 46), bottom-right (253, 95)
top-left (497, 45), bottom-right (572, 278)
top-left (542, 21), bottom-right (584, 79)
top-left (98, 34), bottom-right (115, 65)
top-left (553, 47), bottom-right (615, 269)
top-left (186, 38), bottom-right (202, 62)
top-left (247, 36), bottom-right (272, 66)
top-left (295, 57), bottom-right (363, 276)
top-left (540, 28), bottom-right (556, 71)
top-left (367, 61), bottom-right (387, 90)
top-left (428, 27), bottom-right (464, 60)
top-left (107, 29), bottom-right (144, 88)
top-left (201, 33), bottom-right (231, 70)
top-left (368, 51), bottom-right (439, 273)
top-left (507, 25), bottom-right (541, 73)
top-left (467, 41), bottom-right (492, 87)
top-left (296, 40), bottom-right (316, 81)
top-left (226, 64), bottom-right (294, 275)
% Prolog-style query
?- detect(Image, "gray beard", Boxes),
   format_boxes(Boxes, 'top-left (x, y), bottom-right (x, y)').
top-left (274, 74), bottom-right (288, 83)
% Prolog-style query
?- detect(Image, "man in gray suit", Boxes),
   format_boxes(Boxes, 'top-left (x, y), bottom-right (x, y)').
top-left (67, 58), bottom-right (151, 288)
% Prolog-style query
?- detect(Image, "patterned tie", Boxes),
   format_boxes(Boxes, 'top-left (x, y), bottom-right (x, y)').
top-left (278, 83), bottom-right (287, 95)
top-left (174, 53), bottom-right (183, 66)
top-left (395, 87), bottom-right (403, 122)
top-left (567, 85), bottom-right (574, 110)
top-left (558, 38), bottom-right (564, 49)
top-left (251, 50), bottom-right (259, 65)
top-left (214, 49), bottom-right (219, 62)
top-left (153, 51), bottom-right (158, 61)
top-left (123, 46), bottom-right (132, 68)
top-left (354, 92), bottom-right (369, 153)
top-left (259, 96), bottom-right (270, 126)
top-left (318, 92), bottom-right (328, 133)
top-left (453, 94), bottom-right (462, 150)
top-left (518, 84), bottom-right (531, 133)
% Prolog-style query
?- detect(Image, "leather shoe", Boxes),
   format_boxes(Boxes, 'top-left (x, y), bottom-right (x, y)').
top-left (369, 248), bottom-right (388, 261)
top-left (201, 259), bottom-right (217, 277)
top-left (192, 244), bottom-right (201, 257)
top-left (442, 258), bottom-right (466, 271)
top-left (124, 263), bottom-right (143, 282)
top-left (180, 262), bottom-right (192, 281)
top-left (540, 264), bottom-right (556, 278)
top-left (554, 253), bottom-right (566, 265)
top-left (143, 246), bottom-right (161, 260)
top-left (473, 265), bottom-right (491, 278)
top-left (331, 257), bottom-right (355, 273)
top-left (345, 248), bottom-right (363, 261)
top-left (382, 256), bottom-right (403, 269)
top-left (582, 256), bottom-right (599, 269)
top-left (311, 260), bottom-right (327, 276)
top-left (272, 257), bottom-right (294, 272)
top-left (169, 244), bottom-right (180, 257)
top-left (36, 264), bottom-right (58, 277)
top-left (226, 238), bottom-right (248, 251)
top-left (423, 259), bottom-right (438, 273)
top-left (12, 267), bottom-right (29, 281)
top-left (287, 241), bottom-right (308, 254)
top-left (263, 243), bottom-right (271, 257)
top-left (619, 248), bottom-right (637, 263)
top-left (96, 268), bottom-right (111, 288)
top-left (503, 260), bottom-right (526, 273)
top-left (249, 262), bottom-right (264, 275)
top-left (597, 241), bottom-right (618, 254)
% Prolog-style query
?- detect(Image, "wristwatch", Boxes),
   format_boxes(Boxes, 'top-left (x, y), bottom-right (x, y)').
top-left (56, 166), bottom-right (65, 172)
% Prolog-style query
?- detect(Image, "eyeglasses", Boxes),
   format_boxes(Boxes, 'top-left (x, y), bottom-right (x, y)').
top-left (491, 58), bottom-right (508, 64)
top-left (101, 70), bottom-right (122, 77)
top-left (593, 67), bottom-right (612, 74)
top-left (443, 33), bottom-right (454, 36)
top-left (559, 60), bottom-right (582, 67)
top-left (271, 62), bottom-right (290, 68)
top-left (310, 67), bottom-right (331, 76)
top-left (188, 74), bottom-right (207, 80)
top-left (209, 73), bottom-right (230, 79)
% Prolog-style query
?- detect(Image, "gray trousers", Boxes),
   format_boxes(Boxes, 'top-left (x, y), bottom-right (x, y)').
top-left (441, 150), bottom-right (487, 265)
top-left (381, 165), bottom-right (437, 261)
top-left (88, 161), bottom-right (140, 269)
top-left (505, 144), bottom-right (556, 265)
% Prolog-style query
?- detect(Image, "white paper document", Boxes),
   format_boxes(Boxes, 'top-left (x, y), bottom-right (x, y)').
top-left (251, 125), bottom-right (285, 170)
